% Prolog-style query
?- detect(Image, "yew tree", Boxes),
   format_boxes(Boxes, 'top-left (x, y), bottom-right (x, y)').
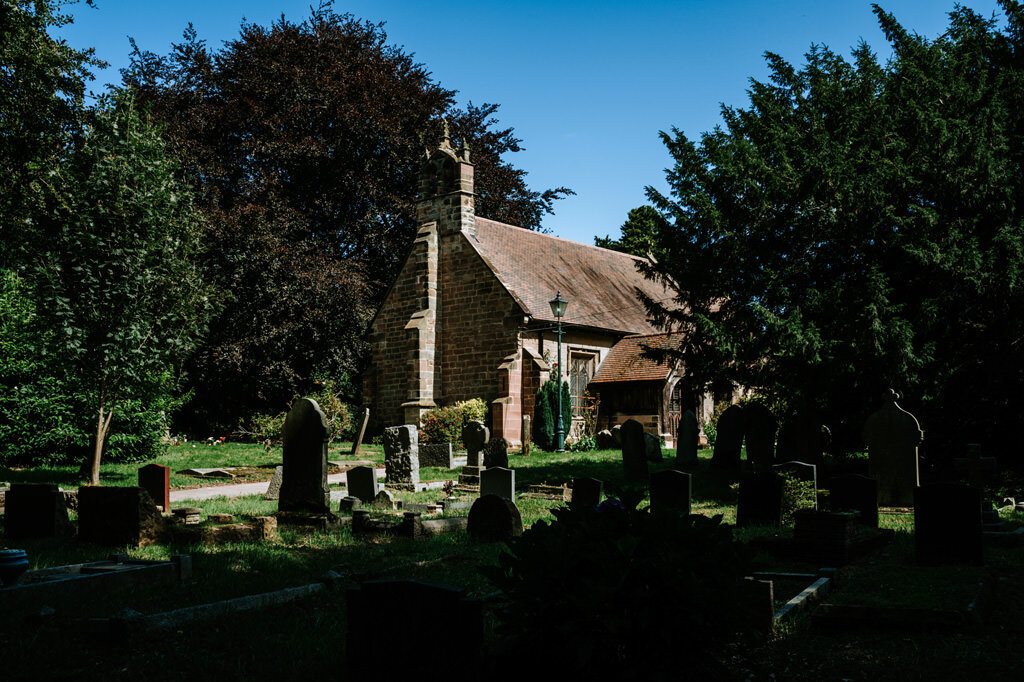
top-left (638, 3), bottom-right (1024, 456)
top-left (123, 7), bottom-right (571, 432)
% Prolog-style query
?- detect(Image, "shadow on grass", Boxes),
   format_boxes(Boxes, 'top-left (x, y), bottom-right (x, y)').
top-left (0, 467), bottom-right (132, 487)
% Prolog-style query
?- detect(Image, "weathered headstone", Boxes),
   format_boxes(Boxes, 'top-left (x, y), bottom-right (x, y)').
top-left (350, 407), bottom-right (370, 456)
top-left (743, 403), bottom-right (777, 469)
top-left (611, 424), bottom-right (623, 447)
top-left (419, 442), bottom-right (455, 468)
top-left (278, 398), bottom-right (331, 514)
top-left (772, 460), bottom-right (818, 510)
top-left (675, 409), bottom-right (699, 467)
top-left (4, 483), bottom-right (70, 539)
top-left (915, 483), bottom-right (983, 565)
top-left (480, 467), bottom-right (515, 501)
top-left (138, 463), bottom-right (171, 512)
top-left (571, 477), bottom-right (603, 509)
top-left (483, 437), bottom-right (509, 468)
top-left (263, 466), bottom-right (284, 500)
top-left (649, 469), bottom-right (692, 514)
top-left (338, 496), bottom-right (360, 515)
top-left (644, 432), bottom-right (663, 462)
top-left (347, 580), bottom-right (482, 676)
top-left (78, 486), bottom-right (165, 546)
top-left (383, 424), bottom-right (420, 490)
top-left (776, 413), bottom-right (826, 468)
top-left (596, 429), bottom-right (616, 450)
top-left (620, 419), bottom-right (648, 481)
top-left (462, 421), bottom-right (489, 467)
top-left (736, 472), bottom-right (784, 527)
top-left (863, 390), bottom-right (923, 506)
top-left (467, 494), bottom-right (523, 542)
top-left (521, 415), bottom-right (532, 456)
top-left (828, 474), bottom-right (879, 527)
top-left (711, 404), bottom-right (744, 469)
top-left (346, 465), bottom-right (379, 503)
top-left (371, 489), bottom-right (396, 510)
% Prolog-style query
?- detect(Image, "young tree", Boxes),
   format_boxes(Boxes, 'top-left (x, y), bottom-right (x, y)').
top-left (639, 3), bottom-right (1024, 455)
top-left (28, 93), bottom-right (213, 484)
top-left (122, 6), bottom-right (571, 432)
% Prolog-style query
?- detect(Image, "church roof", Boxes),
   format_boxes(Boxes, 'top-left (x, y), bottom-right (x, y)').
top-left (468, 217), bottom-right (669, 335)
top-left (589, 332), bottom-right (682, 384)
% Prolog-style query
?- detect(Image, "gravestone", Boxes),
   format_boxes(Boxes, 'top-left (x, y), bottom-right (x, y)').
top-left (371, 489), bottom-right (396, 510)
top-left (863, 390), bottom-right (923, 506)
top-left (828, 474), bottom-right (879, 527)
top-left (346, 466), bottom-right (379, 503)
top-left (596, 429), bottom-right (616, 450)
top-left (777, 413), bottom-right (826, 468)
top-left (138, 463), bottom-right (171, 512)
top-left (467, 494), bottom-right (523, 542)
top-left (621, 419), bottom-right (649, 481)
top-left (772, 460), bottom-right (818, 511)
top-left (571, 477), bottom-right (603, 509)
top-left (347, 580), bottom-right (482, 677)
top-left (278, 398), bottom-right (331, 514)
top-left (649, 469), bottom-right (692, 514)
top-left (611, 424), bottom-right (623, 447)
top-left (462, 421), bottom-right (489, 467)
top-left (419, 443), bottom-right (455, 468)
top-left (78, 486), bottom-right (165, 546)
top-left (338, 496), bottom-right (360, 515)
top-left (743, 403), bottom-right (777, 469)
top-left (4, 483), bottom-right (70, 539)
top-left (480, 467), bottom-right (515, 501)
top-left (263, 466), bottom-right (284, 500)
top-left (711, 404), bottom-right (744, 469)
top-left (383, 424), bottom-right (420, 490)
top-left (915, 483), bottom-right (983, 565)
top-left (644, 432), bottom-right (664, 462)
top-left (675, 409), bottom-right (699, 467)
top-left (350, 407), bottom-right (370, 456)
top-left (736, 472), bottom-right (784, 527)
top-left (521, 415), bottom-right (532, 456)
top-left (483, 437), bottom-right (509, 468)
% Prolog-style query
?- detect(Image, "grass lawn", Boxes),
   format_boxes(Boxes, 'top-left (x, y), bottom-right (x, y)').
top-left (3, 443), bottom-right (1024, 679)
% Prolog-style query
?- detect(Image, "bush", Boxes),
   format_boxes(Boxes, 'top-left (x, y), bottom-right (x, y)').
top-left (420, 397), bottom-right (488, 444)
top-left (568, 434), bottom-right (597, 453)
top-left (482, 502), bottom-right (754, 678)
top-left (780, 473), bottom-right (817, 524)
top-left (533, 379), bottom-right (572, 451)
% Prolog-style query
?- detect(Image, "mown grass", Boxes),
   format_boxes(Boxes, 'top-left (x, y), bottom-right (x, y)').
top-left (3, 442), bottom-right (1024, 680)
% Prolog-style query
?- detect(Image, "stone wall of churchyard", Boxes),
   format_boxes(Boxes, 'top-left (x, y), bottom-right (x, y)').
top-left (437, 230), bottom-right (521, 419)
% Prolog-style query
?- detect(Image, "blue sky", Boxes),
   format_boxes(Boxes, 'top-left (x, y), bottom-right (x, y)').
top-left (57, 0), bottom-right (1007, 245)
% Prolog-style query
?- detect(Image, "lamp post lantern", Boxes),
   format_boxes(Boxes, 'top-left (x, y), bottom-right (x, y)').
top-left (549, 291), bottom-right (569, 452)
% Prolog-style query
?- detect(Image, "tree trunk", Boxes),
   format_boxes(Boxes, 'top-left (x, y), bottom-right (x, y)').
top-left (89, 404), bottom-right (115, 486)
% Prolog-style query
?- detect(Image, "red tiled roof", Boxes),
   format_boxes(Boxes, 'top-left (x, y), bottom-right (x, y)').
top-left (468, 217), bottom-right (668, 334)
top-left (590, 332), bottom-right (682, 383)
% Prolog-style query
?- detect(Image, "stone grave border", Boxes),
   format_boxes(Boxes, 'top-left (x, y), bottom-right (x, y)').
top-left (745, 568), bottom-right (836, 631)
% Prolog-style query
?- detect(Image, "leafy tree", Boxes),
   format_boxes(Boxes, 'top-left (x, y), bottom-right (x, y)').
top-left (595, 205), bottom-right (661, 257)
top-left (27, 93), bottom-right (213, 483)
top-left (122, 5), bottom-right (571, 432)
top-left (638, 2), bottom-right (1024, 457)
top-left (0, 0), bottom-right (102, 267)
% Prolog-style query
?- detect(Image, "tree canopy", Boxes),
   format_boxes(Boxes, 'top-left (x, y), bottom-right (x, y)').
top-left (123, 6), bottom-right (571, 432)
top-left (638, 2), bottom-right (1024, 456)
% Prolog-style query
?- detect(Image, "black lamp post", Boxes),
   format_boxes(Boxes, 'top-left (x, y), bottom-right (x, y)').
top-left (549, 291), bottom-right (569, 452)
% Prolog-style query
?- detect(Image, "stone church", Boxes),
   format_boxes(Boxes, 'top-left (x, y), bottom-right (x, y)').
top-left (364, 131), bottom-right (704, 446)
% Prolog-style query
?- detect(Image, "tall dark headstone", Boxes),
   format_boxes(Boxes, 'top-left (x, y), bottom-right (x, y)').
top-left (828, 474), bottom-right (879, 527)
top-left (383, 424), bottom-right (420, 490)
top-left (915, 483), bottom-right (983, 565)
top-left (571, 477), bottom-right (603, 509)
top-left (480, 467), bottom-right (515, 501)
top-left (711, 404), bottom-right (744, 469)
top-left (4, 483), bottom-right (70, 539)
top-left (772, 460), bottom-right (818, 510)
top-left (743, 403), bottom-right (777, 469)
top-left (649, 469), bottom-right (692, 514)
top-left (644, 432), bottom-right (663, 462)
top-left (483, 437), bottom-right (509, 468)
top-left (346, 465), bottom-right (379, 503)
top-left (462, 421), bottom-right (489, 467)
top-left (863, 390), bottom-right (923, 507)
top-left (138, 463), bottom-right (171, 512)
top-left (347, 580), bottom-right (482, 677)
top-left (675, 409), bottom-right (699, 467)
top-left (278, 398), bottom-right (331, 514)
top-left (736, 472), bottom-right (784, 527)
top-left (78, 486), bottom-right (164, 546)
top-left (621, 419), bottom-right (649, 481)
